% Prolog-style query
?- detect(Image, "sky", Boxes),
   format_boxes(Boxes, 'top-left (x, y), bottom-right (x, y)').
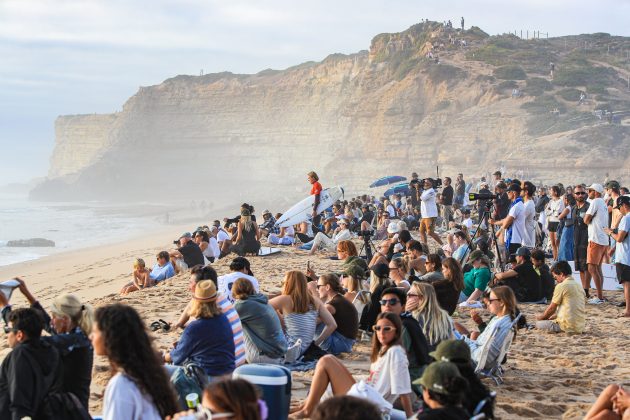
top-left (1, 0), bottom-right (629, 184)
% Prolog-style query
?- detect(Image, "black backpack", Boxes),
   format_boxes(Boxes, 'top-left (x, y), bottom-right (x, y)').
top-left (38, 392), bottom-right (91, 420)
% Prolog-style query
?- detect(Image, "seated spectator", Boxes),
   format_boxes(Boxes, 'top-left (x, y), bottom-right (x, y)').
top-left (301, 218), bottom-right (353, 254)
top-left (536, 261), bottom-right (586, 333)
top-left (389, 257), bottom-right (411, 290)
top-left (120, 258), bottom-right (153, 294)
top-left (198, 378), bottom-right (266, 419)
top-left (433, 257), bottom-right (464, 315)
top-left (407, 240), bottom-right (428, 277)
top-left (217, 257), bottom-right (259, 303)
top-left (448, 231), bottom-right (470, 262)
top-left (418, 254), bottom-right (445, 283)
top-left (494, 247), bottom-right (543, 302)
top-left (358, 204), bottom-right (376, 232)
top-left (150, 251), bottom-right (176, 283)
top-left (368, 240), bottom-right (391, 268)
top-left (290, 312), bottom-right (413, 418)
top-left (463, 286), bottom-right (517, 371)
top-left (338, 240), bottom-right (369, 274)
top-left (584, 384), bottom-right (630, 420)
top-left (230, 208), bottom-right (261, 256)
top-left (259, 209), bottom-right (279, 237)
top-left (374, 211), bottom-right (391, 240)
top-left (380, 287), bottom-right (431, 396)
top-left (461, 250), bottom-right (492, 304)
top-left (316, 274), bottom-right (358, 354)
top-left (170, 232), bottom-right (205, 273)
top-left (93, 304), bottom-right (179, 419)
top-left (173, 265), bottom-right (246, 367)
top-left (213, 224), bottom-right (233, 258)
top-left (232, 278), bottom-right (287, 364)
top-left (268, 214), bottom-right (295, 245)
top-left (359, 263), bottom-right (394, 333)
top-left (223, 203), bottom-right (257, 228)
top-left (531, 248), bottom-right (555, 301)
top-left (405, 282), bottom-right (455, 351)
top-left (194, 230), bottom-right (219, 263)
top-left (269, 271), bottom-right (337, 359)
top-left (340, 266), bottom-right (367, 303)
top-left (1, 279), bottom-right (93, 409)
top-left (0, 307), bottom-right (63, 419)
top-left (164, 281), bottom-right (236, 378)
top-left (411, 361), bottom-right (470, 420)
top-left (311, 395), bottom-right (382, 420)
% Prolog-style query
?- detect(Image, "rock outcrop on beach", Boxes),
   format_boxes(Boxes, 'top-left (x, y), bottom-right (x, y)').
top-left (7, 238), bottom-right (55, 247)
top-left (31, 22), bottom-right (630, 202)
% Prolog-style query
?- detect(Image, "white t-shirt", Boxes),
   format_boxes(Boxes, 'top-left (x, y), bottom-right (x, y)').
top-left (104, 373), bottom-right (161, 420)
top-left (207, 237), bottom-right (221, 259)
top-left (386, 205), bottom-right (396, 218)
top-left (420, 188), bottom-right (438, 218)
top-left (522, 200), bottom-right (537, 248)
top-left (616, 215), bottom-right (630, 266)
top-left (545, 197), bottom-right (565, 223)
top-left (462, 217), bottom-right (473, 230)
top-left (504, 201), bottom-right (526, 245)
top-left (366, 345), bottom-right (411, 403)
top-left (216, 229), bottom-right (230, 243)
top-left (217, 272), bottom-right (260, 303)
top-left (586, 197), bottom-right (609, 245)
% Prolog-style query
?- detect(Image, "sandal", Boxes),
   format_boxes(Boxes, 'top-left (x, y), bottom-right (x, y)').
top-left (150, 321), bottom-right (161, 332)
top-left (158, 319), bottom-right (171, 331)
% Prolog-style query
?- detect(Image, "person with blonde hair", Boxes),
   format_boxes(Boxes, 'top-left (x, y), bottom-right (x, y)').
top-left (120, 258), bottom-right (153, 295)
top-left (0, 278), bottom-right (94, 409)
top-left (340, 267), bottom-right (367, 303)
top-left (389, 257), bottom-right (411, 290)
top-left (269, 270), bottom-right (337, 360)
top-left (230, 208), bottom-right (261, 256)
top-left (405, 282), bottom-right (454, 350)
top-left (164, 280), bottom-right (235, 379)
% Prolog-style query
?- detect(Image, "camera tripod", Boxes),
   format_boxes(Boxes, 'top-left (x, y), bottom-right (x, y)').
top-left (458, 202), bottom-right (504, 272)
top-left (359, 234), bottom-right (378, 261)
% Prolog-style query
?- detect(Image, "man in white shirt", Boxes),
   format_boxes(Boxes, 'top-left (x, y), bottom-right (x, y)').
top-left (520, 181), bottom-right (537, 248)
top-left (492, 183), bottom-right (526, 256)
top-left (308, 218), bottom-right (353, 254)
top-left (419, 178), bottom-right (443, 246)
top-left (584, 183), bottom-right (609, 304)
top-left (217, 257), bottom-right (260, 303)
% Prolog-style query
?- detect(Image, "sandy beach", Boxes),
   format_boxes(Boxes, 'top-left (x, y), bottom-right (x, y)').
top-left (1, 229), bottom-right (629, 419)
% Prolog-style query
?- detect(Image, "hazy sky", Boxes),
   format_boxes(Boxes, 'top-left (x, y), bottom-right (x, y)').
top-left (1, 0), bottom-right (628, 184)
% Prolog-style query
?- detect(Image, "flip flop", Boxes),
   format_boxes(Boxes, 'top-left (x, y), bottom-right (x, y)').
top-left (158, 319), bottom-right (171, 331)
top-left (150, 321), bottom-right (161, 332)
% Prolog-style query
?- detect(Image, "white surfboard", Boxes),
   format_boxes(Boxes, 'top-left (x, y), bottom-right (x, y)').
top-left (258, 247), bottom-right (282, 257)
top-left (275, 186), bottom-right (344, 228)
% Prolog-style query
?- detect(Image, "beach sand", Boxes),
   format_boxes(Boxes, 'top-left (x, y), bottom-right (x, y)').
top-left (1, 231), bottom-right (629, 418)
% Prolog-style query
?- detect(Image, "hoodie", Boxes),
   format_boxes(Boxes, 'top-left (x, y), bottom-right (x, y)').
top-left (0, 338), bottom-right (62, 420)
top-left (234, 294), bottom-right (287, 359)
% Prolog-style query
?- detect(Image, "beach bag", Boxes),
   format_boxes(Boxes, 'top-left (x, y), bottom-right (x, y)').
top-left (38, 392), bottom-right (91, 420)
top-left (347, 380), bottom-right (392, 416)
top-left (301, 342), bottom-right (328, 362)
top-left (170, 362), bottom-right (209, 410)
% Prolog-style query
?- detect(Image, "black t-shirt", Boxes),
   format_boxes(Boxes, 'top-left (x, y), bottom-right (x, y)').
top-left (410, 180), bottom-right (422, 206)
top-left (493, 192), bottom-right (510, 220)
top-left (360, 210), bottom-right (375, 225)
top-left (414, 405), bottom-right (470, 420)
top-left (432, 279), bottom-right (460, 315)
top-left (329, 295), bottom-right (358, 339)
top-left (477, 187), bottom-right (491, 211)
top-left (572, 202), bottom-right (590, 240)
top-left (506, 260), bottom-right (542, 302)
top-left (178, 241), bottom-right (205, 267)
top-left (441, 185), bottom-right (454, 206)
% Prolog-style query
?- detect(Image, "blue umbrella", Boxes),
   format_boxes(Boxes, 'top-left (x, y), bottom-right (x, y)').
top-left (383, 182), bottom-right (410, 197)
top-left (369, 175), bottom-right (407, 188)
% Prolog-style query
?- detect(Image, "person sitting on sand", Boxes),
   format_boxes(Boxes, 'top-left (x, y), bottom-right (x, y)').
top-left (121, 258), bottom-right (153, 295)
top-left (460, 250), bottom-right (492, 304)
top-left (584, 383), bottom-right (630, 420)
top-left (1, 278), bottom-right (94, 410)
top-left (374, 210), bottom-right (391, 240)
top-left (269, 271), bottom-right (337, 361)
top-left (150, 251), bottom-right (176, 283)
top-left (300, 218), bottom-right (352, 254)
top-left (535, 261), bottom-right (586, 333)
top-left (230, 208), bottom-right (261, 256)
top-left (259, 209), bottom-right (279, 237)
top-left (433, 257), bottom-right (465, 315)
top-left (389, 257), bottom-right (411, 290)
top-left (340, 266), bottom-right (368, 303)
top-left (359, 264), bottom-right (394, 333)
top-left (410, 361), bottom-right (470, 420)
top-left (164, 281), bottom-right (236, 380)
top-left (232, 278), bottom-right (287, 364)
top-left (268, 214), bottom-right (295, 245)
top-left (315, 274), bottom-right (358, 355)
top-left (93, 304), bottom-right (179, 420)
top-left (170, 232), bottom-right (205, 273)
top-left (213, 224), bottom-right (233, 258)
top-left (194, 230), bottom-right (220, 263)
top-left (417, 254), bottom-right (445, 283)
top-left (310, 395), bottom-right (382, 420)
top-left (405, 282), bottom-right (455, 351)
top-left (368, 241), bottom-right (391, 268)
top-left (338, 240), bottom-right (369, 274)
top-left (223, 203), bottom-right (257, 228)
top-left (217, 256), bottom-right (259, 303)
top-left (289, 312), bottom-right (413, 418)
top-left (493, 246), bottom-right (543, 303)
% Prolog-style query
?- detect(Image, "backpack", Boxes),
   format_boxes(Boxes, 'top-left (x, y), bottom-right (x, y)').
top-left (37, 392), bottom-right (91, 420)
top-left (170, 362), bottom-right (209, 410)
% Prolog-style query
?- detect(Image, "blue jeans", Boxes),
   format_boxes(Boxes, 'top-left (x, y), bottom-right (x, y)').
top-left (316, 325), bottom-right (355, 355)
top-left (299, 240), bottom-right (314, 250)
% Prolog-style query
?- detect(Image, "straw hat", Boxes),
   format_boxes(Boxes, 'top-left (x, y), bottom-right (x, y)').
top-left (194, 280), bottom-right (218, 302)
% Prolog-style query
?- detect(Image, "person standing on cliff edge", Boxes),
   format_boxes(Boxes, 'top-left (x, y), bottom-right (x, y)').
top-left (308, 171), bottom-right (323, 229)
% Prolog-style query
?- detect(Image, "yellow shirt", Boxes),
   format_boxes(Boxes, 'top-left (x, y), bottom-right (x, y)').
top-left (552, 278), bottom-right (586, 333)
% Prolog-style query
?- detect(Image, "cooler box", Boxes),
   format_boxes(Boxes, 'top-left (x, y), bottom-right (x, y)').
top-left (233, 363), bottom-right (292, 420)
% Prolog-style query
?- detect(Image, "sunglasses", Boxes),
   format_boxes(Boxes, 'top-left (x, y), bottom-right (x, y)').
top-left (574, 192), bottom-right (586, 195)
top-left (487, 298), bottom-right (500, 303)
top-left (3, 326), bottom-right (18, 334)
top-left (372, 325), bottom-right (396, 332)
top-left (379, 298), bottom-right (400, 306)
top-left (316, 284), bottom-right (325, 289)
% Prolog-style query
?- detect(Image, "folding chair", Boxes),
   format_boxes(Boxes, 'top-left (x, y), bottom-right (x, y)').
top-left (472, 391), bottom-right (497, 416)
top-left (474, 327), bottom-right (498, 374)
top-left (352, 290), bottom-right (371, 322)
top-left (479, 314), bottom-right (522, 385)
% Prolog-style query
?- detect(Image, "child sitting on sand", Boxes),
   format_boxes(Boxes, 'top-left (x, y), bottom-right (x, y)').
top-left (120, 258), bottom-right (153, 295)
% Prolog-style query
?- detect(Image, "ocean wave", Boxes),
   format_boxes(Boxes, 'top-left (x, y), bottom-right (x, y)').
top-left (0, 241), bottom-right (6, 247)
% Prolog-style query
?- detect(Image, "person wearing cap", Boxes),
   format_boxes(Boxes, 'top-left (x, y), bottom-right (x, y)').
top-left (419, 178), bottom-right (444, 247)
top-left (229, 208), bottom-right (261, 257)
top-left (535, 261), bottom-right (586, 333)
top-left (411, 361), bottom-right (469, 419)
top-left (439, 177), bottom-right (454, 229)
top-left (494, 247), bottom-right (543, 302)
top-left (258, 210), bottom-right (279, 237)
top-left (169, 232), bottom-right (205, 273)
top-left (461, 250), bottom-right (492, 304)
top-left (428, 340), bottom-right (494, 418)
top-left (217, 257), bottom-right (260, 303)
top-left (359, 263), bottom-right (394, 332)
top-left (491, 182), bottom-right (526, 257)
top-left (583, 183), bottom-right (609, 304)
top-left (604, 195), bottom-right (630, 316)
top-left (164, 280), bottom-right (235, 379)
top-left (302, 218), bottom-right (352, 254)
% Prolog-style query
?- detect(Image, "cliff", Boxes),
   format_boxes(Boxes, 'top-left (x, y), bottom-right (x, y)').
top-left (32, 22), bottom-right (630, 202)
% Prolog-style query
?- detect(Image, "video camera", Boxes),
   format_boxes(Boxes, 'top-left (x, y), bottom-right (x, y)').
top-left (468, 192), bottom-right (497, 201)
top-left (411, 177), bottom-right (442, 189)
top-left (357, 230), bottom-right (373, 238)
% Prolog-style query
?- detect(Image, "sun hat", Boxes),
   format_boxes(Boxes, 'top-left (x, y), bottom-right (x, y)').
top-left (467, 249), bottom-right (485, 262)
top-left (429, 339), bottom-right (472, 363)
top-left (193, 280), bottom-right (218, 302)
top-left (587, 183), bottom-right (604, 194)
top-left (387, 222), bottom-right (401, 234)
top-left (370, 263), bottom-right (390, 278)
top-left (413, 361), bottom-right (464, 394)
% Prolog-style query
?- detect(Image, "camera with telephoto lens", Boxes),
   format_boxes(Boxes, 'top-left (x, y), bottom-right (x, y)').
top-left (357, 230), bottom-right (373, 238)
top-left (468, 192), bottom-right (497, 201)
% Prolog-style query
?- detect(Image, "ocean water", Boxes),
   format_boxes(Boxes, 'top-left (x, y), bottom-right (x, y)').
top-left (0, 194), bottom-right (162, 267)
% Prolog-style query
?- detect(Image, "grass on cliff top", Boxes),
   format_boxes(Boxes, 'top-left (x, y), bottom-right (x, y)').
top-left (523, 77), bottom-right (553, 96)
top-left (525, 110), bottom-right (597, 136)
top-left (572, 125), bottom-right (629, 149)
top-left (466, 35), bottom-right (556, 74)
top-left (493, 65), bottom-right (527, 80)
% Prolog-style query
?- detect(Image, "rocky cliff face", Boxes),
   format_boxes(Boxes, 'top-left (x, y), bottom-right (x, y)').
top-left (33, 22), bottom-right (630, 203)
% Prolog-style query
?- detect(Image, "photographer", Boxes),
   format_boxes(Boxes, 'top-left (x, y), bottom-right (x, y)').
top-left (491, 183), bottom-right (525, 256)
top-left (409, 172), bottom-right (422, 209)
top-left (419, 178), bottom-right (444, 246)
top-left (492, 182), bottom-right (510, 221)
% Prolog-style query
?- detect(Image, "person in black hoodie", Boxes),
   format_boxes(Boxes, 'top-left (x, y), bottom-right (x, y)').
top-left (0, 278), bottom-right (93, 410)
top-left (0, 307), bottom-right (62, 419)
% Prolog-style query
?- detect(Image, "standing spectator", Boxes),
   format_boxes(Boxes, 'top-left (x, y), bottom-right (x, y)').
top-left (308, 171), bottom-right (323, 227)
top-left (440, 177), bottom-right (454, 229)
top-left (604, 196), bottom-right (630, 317)
top-left (545, 186), bottom-right (565, 261)
top-left (492, 170), bottom-right (502, 189)
top-left (493, 182), bottom-right (510, 221)
top-left (573, 185), bottom-right (592, 296)
top-left (454, 173), bottom-right (466, 208)
top-left (521, 181), bottom-right (537, 248)
top-left (169, 232), bottom-right (204, 273)
top-left (536, 261), bottom-right (586, 333)
top-left (535, 187), bottom-right (550, 214)
top-left (460, 16), bottom-right (465, 30)
top-left (409, 172), bottom-right (422, 209)
top-left (316, 274), bottom-right (358, 355)
top-left (558, 194), bottom-right (576, 261)
top-left (419, 178), bottom-right (444, 246)
top-left (493, 183), bottom-right (526, 256)
top-left (584, 183), bottom-right (609, 304)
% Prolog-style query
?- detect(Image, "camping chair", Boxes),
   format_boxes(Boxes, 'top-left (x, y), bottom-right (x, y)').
top-left (352, 290), bottom-right (371, 323)
top-left (479, 314), bottom-right (522, 385)
top-left (474, 327), bottom-right (498, 374)
top-left (472, 391), bottom-right (497, 417)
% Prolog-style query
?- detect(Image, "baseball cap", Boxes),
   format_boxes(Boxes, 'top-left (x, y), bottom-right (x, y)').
top-left (616, 195), bottom-right (630, 209)
top-left (180, 232), bottom-right (192, 239)
top-left (468, 249), bottom-right (485, 262)
top-left (515, 247), bottom-right (531, 257)
top-left (262, 209), bottom-right (271, 216)
top-left (605, 180), bottom-right (620, 190)
top-left (429, 339), bottom-right (472, 363)
top-left (370, 263), bottom-right (390, 278)
top-left (506, 184), bottom-right (522, 193)
top-left (387, 222), bottom-right (401, 234)
top-left (587, 183), bottom-right (604, 194)
top-left (413, 361), bottom-right (464, 394)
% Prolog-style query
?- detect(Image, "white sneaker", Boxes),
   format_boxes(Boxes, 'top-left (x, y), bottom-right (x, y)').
top-left (587, 297), bottom-right (605, 305)
top-left (284, 339), bottom-right (302, 364)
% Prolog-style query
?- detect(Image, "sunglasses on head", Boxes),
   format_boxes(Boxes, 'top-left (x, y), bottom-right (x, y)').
top-left (372, 325), bottom-right (396, 332)
top-left (379, 298), bottom-right (400, 306)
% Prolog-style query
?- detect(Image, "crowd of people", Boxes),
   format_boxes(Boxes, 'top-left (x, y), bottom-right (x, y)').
top-left (0, 169), bottom-right (628, 419)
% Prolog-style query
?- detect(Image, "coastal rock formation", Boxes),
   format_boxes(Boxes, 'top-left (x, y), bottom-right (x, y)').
top-left (7, 238), bottom-right (55, 247)
top-left (31, 22), bottom-right (630, 203)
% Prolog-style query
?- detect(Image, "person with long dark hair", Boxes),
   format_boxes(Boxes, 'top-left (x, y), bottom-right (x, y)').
top-left (433, 257), bottom-right (464, 315)
top-left (91, 304), bottom-right (179, 420)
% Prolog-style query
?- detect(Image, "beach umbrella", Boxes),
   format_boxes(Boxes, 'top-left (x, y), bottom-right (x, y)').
top-left (383, 182), bottom-right (410, 197)
top-left (369, 176), bottom-right (407, 188)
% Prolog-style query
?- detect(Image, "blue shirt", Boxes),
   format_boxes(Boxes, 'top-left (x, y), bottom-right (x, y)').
top-left (170, 315), bottom-right (235, 376)
top-left (149, 262), bottom-right (175, 282)
top-left (616, 215), bottom-right (630, 266)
